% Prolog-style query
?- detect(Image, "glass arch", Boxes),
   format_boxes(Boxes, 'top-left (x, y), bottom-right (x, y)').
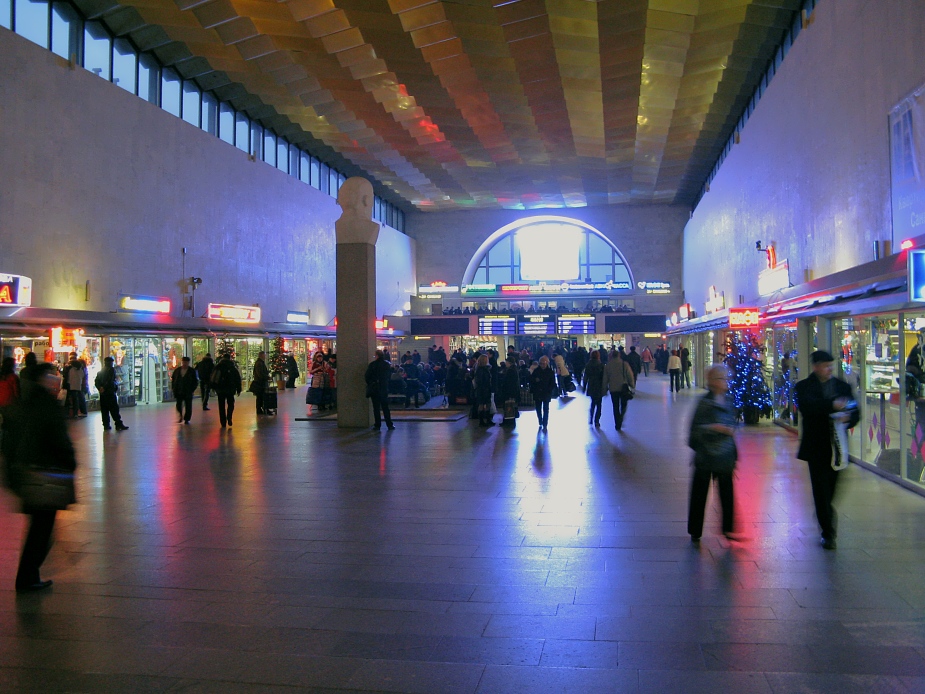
top-left (462, 216), bottom-right (634, 291)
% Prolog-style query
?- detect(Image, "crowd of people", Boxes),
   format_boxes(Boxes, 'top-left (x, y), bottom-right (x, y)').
top-left (441, 303), bottom-right (636, 315)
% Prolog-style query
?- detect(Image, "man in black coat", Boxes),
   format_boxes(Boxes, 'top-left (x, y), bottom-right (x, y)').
top-left (795, 350), bottom-right (860, 550)
top-left (365, 350), bottom-right (395, 430)
top-left (195, 353), bottom-right (214, 410)
top-left (171, 356), bottom-right (199, 424)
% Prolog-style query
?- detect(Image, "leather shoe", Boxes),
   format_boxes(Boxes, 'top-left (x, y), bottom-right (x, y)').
top-left (387, 424), bottom-right (396, 430)
top-left (116, 425), bottom-right (129, 431)
top-left (16, 579), bottom-right (53, 593)
top-left (203, 407), bottom-right (210, 411)
top-left (822, 538), bottom-right (836, 550)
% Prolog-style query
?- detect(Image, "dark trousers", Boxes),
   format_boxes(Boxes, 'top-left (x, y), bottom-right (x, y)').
top-left (99, 392), bottom-right (124, 428)
top-left (370, 393), bottom-right (393, 428)
top-left (176, 395), bottom-right (193, 422)
top-left (670, 369), bottom-right (682, 392)
top-left (255, 390), bottom-right (266, 414)
top-left (16, 509), bottom-right (56, 588)
top-left (589, 396), bottom-right (603, 424)
top-left (688, 469), bottom-right (734, 537)
top-left (534, 399), bottom-right (549, 426)
top-left (200, 383), bottom-right (211, 408)
top-left (807, 458), bottom-right (840, 540)
top-left (286, 374), bottom-right (297, 388)
top-left (610, 390), bottom-right (629, 429)
top-left (682, 368), bottom-right (691, 389)
top-left (642, 362), bottom-right (649, 376)
top-left (66, 390), bottom-right (87, 416)
top-left (217, 392), bottom-right (235, 426)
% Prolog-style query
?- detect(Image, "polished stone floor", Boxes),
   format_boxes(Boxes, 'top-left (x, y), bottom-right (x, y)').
top-left (3, 375), bottom-right (925, 693)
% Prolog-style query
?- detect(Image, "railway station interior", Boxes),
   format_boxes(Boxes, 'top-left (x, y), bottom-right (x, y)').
top-left (3, 0), bottom-right (925, 691)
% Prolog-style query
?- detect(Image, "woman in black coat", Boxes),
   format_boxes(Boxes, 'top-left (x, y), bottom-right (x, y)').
top-left (583, 350), bottom-right (606, 427)
top-left (1, 363), bottom-right (77, 592)
top-left (473, 354), bottom-right (494, 427)
top-left (499, 358), bottom-right (521, 428)
top-left (530, 355), bottom-right (556, 430)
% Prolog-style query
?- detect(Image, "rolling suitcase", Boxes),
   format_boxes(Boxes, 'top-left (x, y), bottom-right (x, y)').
top-left (263, 385), bottom-right (278, 415)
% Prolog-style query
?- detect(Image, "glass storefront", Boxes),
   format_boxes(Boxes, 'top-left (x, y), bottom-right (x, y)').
top-left (772, 325), bottom-right (799, 424)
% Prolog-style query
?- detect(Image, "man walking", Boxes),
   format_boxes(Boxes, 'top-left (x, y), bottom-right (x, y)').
top-left (795, 351), bottom-right (859, 550)
top-left (604, 348), bottom-right (635, 431)
top-left (171, 356), bottom-right (198, 424)
top-left (94, 357), bottom-right (128, 431)
top-left (195, 353), bottom-right (214, 410)
top-left (212, 352), bottom-right (242, 428)
top-left (365, 350), bottom-right (395, 430)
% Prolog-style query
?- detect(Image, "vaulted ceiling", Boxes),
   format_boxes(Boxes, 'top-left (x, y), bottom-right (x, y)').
top-left (76, 0), bottom-right (804, 211)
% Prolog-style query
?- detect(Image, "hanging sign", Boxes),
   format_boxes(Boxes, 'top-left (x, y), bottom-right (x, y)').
top-left (728, 307), bottom-right (761, 329)
top-left (286, 311), bottom-right (311, 324)
top-left (207, 303), bottom-right (261, 324)
top-left (0, 273), bottom-right (32, 307)
top-left (705, 285), bottom-right (725, 314)
top-left (758, 259), bottom-right (790, 296)
top-left (119, 295), bottom-right (171, 314)
top-left (909, 250), bottom-right (925, 302)
top-left (678, 303), bottom-right (692, 321)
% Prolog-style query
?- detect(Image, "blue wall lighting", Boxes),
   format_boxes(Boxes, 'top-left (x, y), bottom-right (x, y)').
top-left (909, 249), bottom-right (925, 302)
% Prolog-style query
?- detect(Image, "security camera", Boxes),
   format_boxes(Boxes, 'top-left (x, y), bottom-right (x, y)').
top-left (755, 241), bottom-right (762, 250)
top-left (190, 277), bottom-right (203, 285)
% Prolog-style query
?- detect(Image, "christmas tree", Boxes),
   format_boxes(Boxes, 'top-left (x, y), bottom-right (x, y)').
top-left (269, 335), bottom-right (287, 376)
top-left (723, 335), bottom-right (773, 424)
top-left (217, 336), bottom-right (236, 361)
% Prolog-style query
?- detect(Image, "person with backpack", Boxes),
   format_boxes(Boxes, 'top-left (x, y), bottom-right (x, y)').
top-left (195, 353), bottom-right (214, 410)
top-left (211, 352), bottom-right (242, 428)
top-left (94, 357), bottom-right (129, 432)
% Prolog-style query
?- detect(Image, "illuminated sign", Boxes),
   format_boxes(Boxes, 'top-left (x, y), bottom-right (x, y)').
top-left (557, 314), bottom-right (596, 334)
top-left (729, 307), bottom-right (761, 329)
top-left (758, 259), bottom-right (790, 296)
top-left (375, 318), bottom-right (394, 335)
top-left (705, 285), bottom-right (725, 314)
top-left (418, 294), bottom-right (441, 299)
top-left (902, 239), bottom-right (915, 251)
top-left (478, 315), bottom-right (517, 335)
top-left (643, 333), bottom-right (662, 338)
top-left (416, 283), bottom-right (460, 294)
top-left (519, 314), bottom-right (556, 335)
top-left (637, 280), bottom-right (671, 294)
top-left (670, 313), bottom-right (679, 326)
top-left (463, 281), bottom-right (631, 295)
top-left (678, 303), bottom-right (692, 321)
top-left (910, 250), bottom-right (925, 302)
top-left (50, 327), bottom-right (84, 352)
top-left (286, 311), bottom-right (311, 324)
top-left (207, 303), bottom-right (261, 324)
top-left (119, 295), bottom-right (171, 314)
top-left (0, 273), bottom-right (32, 307)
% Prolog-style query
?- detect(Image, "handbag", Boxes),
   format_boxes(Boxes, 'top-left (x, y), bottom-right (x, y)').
top-left (18, 468), bottom-right (76, 510)
top-left (623, 384), bottom-right (635, 400)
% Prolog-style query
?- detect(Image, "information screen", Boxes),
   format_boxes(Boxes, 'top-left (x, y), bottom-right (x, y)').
top-left (557, 314), bottom-right (596, 334)
top-left (478, 315), bottom-right (517, 335)
top-left (518, 314), bottom-right (556, 335)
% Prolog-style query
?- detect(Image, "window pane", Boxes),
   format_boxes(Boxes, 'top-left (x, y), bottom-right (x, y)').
top-left (83, 21), bottom-right (110, 80)
top-left (15, 0), bottom-right (48, 48)
top-left (138, 52), bottom-right (158, 104)
top-left (277, 139), bottom-right (289, 173)
top-left (161, 67), bottom-right (181, 116)
top-left (329, 168), bottom-right (339, 196)
top-left (218, 102), bottom-right (234, 144)
top-left (112, 38), bottom-right (136, 94)
top-left (262, 130), bottom-right (275, 165)
top-left (202, 92), bottom-right (217, 135)
top-left (488, 267), bottom-right (511, 285)
top-left (289, 146), bottom-right (299, 178)
top-left (310, 157), bottom-right (320, 188)
top-left (235, 112), bottom-right (249, 153)
top-left (373, 196), bottom-right (381, 221)
top-left (182, 82), bottom-right (200, 127)
top-left (50, 2), bottom-right (78, 59)
top-left (319, 163), bottom-right (330, 194)
top-left (1, 0), bottom-right (10, 28)
top-left (250, 121), bottom-right (263, 159)
top-left (299, 152), bottom-right (310, 183)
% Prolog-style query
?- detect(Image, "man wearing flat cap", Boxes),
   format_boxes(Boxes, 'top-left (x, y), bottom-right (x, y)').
top-left (795, 351), bottom-right (859, 550)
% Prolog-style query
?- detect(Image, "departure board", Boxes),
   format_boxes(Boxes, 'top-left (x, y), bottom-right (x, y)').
top-left (478, 315), bottom-right (517, 335)
top-left (518, 314), bottom-right (556, 335)
top-left (557, 314), bottom-right (596, 334)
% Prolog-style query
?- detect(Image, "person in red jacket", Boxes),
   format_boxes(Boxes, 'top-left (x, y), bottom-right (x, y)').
top-left (0, 357), bottom-right (20, 406)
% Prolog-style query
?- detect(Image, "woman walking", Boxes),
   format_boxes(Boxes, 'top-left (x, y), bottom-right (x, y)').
top-left (473, 354), bottom-right (494, 427)
top-left (530, 356), bottom-right (556, 430)
top-left (583, 350), bottom-right (606, 427)
top-left (305, 352), bottom-right (326, 415)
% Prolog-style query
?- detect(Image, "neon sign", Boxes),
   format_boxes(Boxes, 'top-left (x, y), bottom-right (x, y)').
top-left (0, 273), bottom-right (32, 307)
top-left (119, 295), bottom-right (171, 314)
top-left (637, 281), bottom-right (671, 294)
top-left (729, 308), bottom-right (761, 329)
top-left (910, 250), bottom-right (925, 302)
top-left (705, 285), bottom-right (725, 314)
top-left (758, 260), bottom-right (790, 296)
top-left (286, 311), bottom-right (311, 324)
top-left (207, 303), bottom-right (261, 323)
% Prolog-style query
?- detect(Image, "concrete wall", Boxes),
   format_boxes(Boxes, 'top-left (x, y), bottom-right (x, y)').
top-left (404, 205), bottom-right (689, 315)
top-left (0, 28), bottom-right (414, 324)
top-left (683, 0), bottom-right (925, 313)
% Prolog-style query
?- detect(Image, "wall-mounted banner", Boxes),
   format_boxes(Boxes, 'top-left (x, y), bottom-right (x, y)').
top-left (637, 281), bottom-right (671, 294)
top-left (207, 303), bottom-right (261, 323)
top-left (909, 249), bottom-right (925, 302)
top-left (890, 85), bottom-right (925, 243)
top-left (729, 307), bottom-right (761, 329)
top-left (0, 273), bottom-right (32, 307)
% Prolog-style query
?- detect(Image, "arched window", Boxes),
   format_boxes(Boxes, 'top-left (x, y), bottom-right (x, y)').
top-left (462, 217), bottom-right (633, 291)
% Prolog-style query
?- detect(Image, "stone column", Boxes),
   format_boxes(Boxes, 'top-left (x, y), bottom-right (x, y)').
top-left (335, 177), bottom-right (380, 428)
